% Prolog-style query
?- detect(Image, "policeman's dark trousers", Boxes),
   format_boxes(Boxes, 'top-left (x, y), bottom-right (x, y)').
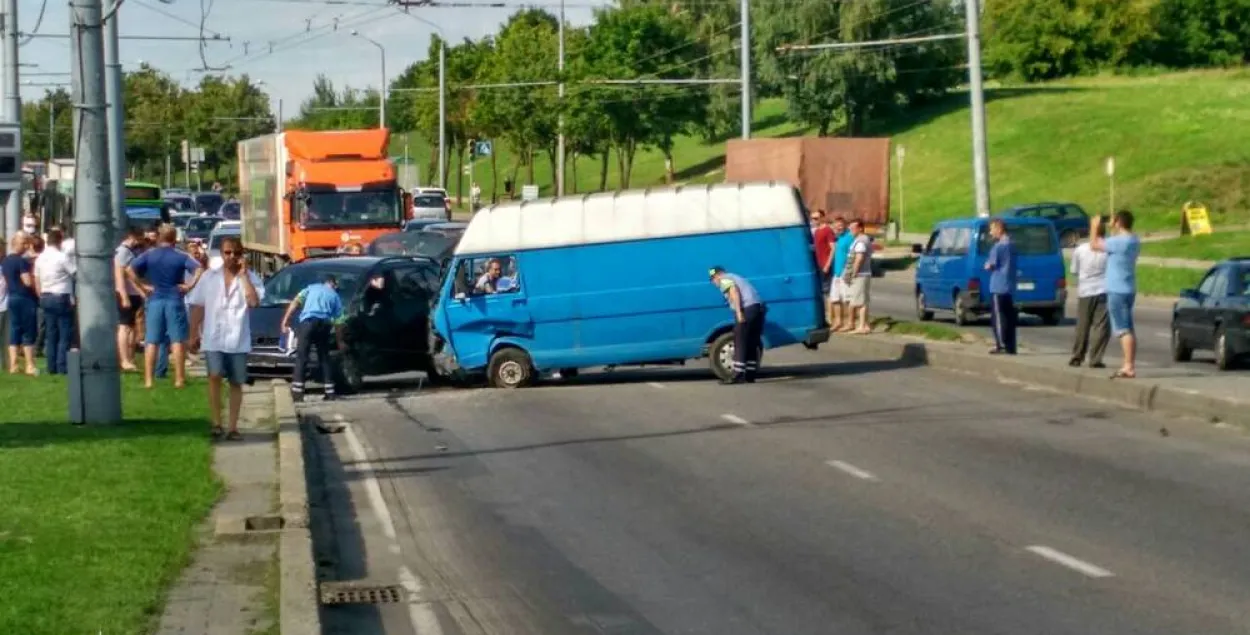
top-left (990, 293), bottom-right (1018, 354)
top-left (1071, 294), bottom-right (1110, 365)
top-left (732, 304), bottom-right (766, 382)
top-left (291, 318), bottom-right (337, 399)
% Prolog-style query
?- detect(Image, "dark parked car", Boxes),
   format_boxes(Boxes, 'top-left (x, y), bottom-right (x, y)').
top-left (366, 230), bottom-right (457, 268)
top-left (999, 203), bottom-right (1090, 248)
top-left (182, 215), bottom-right (222, 245)
top-left (422, 221), bottom-right (468, 242)
top-left (195, 192), bottom-right (225, 216)
top-left (404, 218), bottom-right (445, 232)
top-left (220, 200), bottom-right (241, 220)
top-left (165, 195), bottom-right (196, 213)
top-left (1171, 258), bottom-right (1250, 370)
top-left (247, 257), bottom-right (445, 392)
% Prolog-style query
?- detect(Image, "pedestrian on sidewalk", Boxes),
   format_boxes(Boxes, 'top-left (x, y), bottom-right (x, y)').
top-left (128, 225), bottom-right (204, 388)
top-left (984, 218), bottom-right (1019, 355)
top-left (829, 217), bottom-right (853, 332)
top-left (1068, 221), bottom-right (1110, 368)
top-left (188, 236), bottom-right (263, 440)
top-left (710, 266), bottom-right (766, 384)
top-left (1089, 211), bottom-right (1141, 379)
top-left (33, 227), bottom-right (76, 375)
top-left (114, 227), bottom-right (147, 372)
top-left (2, 232), bottom-right (38, 375)
top-left (843, 220), bottom-right (874, 334)
top-left (281, 274), bottom-right (345, 402)
top-left (811, 210), bottom-right (835, 324)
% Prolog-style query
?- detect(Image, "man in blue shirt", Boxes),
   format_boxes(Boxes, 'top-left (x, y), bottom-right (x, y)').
top-left (129, 225), bottom-right (202, 388)
top-left (1089, 210), bottom-right (1141, 378)
top-left (828, 217), bottom-right (854, 331)
top-left (710, 266), bottom-right (766, 385)
top-left (984, 219), bottom-right (1018, 355)
top-left (280, 274), bottom-right (346, 401)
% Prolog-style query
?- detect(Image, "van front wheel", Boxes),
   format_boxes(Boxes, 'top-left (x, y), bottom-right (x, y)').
top-left (709, 332), bottom-right (762, 382)
top-left (488, 348), bottom-right (535, 389)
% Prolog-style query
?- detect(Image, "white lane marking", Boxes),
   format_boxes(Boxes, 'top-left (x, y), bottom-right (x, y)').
top-left (825, 460), bottom-right (879, 481)
top-left (721, 413), bottom-right (752, 427)
top-left (1025, 545), bottom-right (1114, 578)
top-left (342, 424), bottom-right (445, 635)
top-left (647, 382), bottom-right (667, 389)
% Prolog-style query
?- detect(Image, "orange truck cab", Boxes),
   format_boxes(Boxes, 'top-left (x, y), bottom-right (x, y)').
top-left (237, 129), bottom-right (410, 275)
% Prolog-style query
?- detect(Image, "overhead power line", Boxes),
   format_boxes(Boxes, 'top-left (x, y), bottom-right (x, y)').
top-left (20, 32), bottom-right (232, 42)
top-left (778, 32), bottom-right (964, 52)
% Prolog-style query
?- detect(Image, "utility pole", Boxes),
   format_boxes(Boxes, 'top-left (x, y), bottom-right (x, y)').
top-left (739, 0), bottom-right (751, 139)
top-left (276, 98), bottom-right (283, 133)
top-left (438, 41), bottom-right (445, 189)
top-left (555, 0), bottom-right (565, 196)
top-left (964, 0), bottom-right (991, 217)
top-left (2, 0), bottom-right (21, 237)
top-left (48, 105), bottom-right (54, 159)
top-left (104, 2), bottom-right (125, 231)
top-left (68, 0), bottom-right (122, 424)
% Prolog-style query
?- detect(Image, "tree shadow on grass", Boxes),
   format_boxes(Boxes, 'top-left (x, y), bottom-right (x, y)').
top-left (0, 418), bottom-right (209, 450)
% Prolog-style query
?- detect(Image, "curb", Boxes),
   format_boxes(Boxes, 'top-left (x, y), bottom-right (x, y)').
top-left (273, 379), bottom-right (322, 635)
top-left (830, 335), bottom-right (1250, 430)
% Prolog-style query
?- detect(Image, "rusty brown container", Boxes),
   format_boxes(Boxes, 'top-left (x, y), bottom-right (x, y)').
top-left (725, 137), bottom-right (891, 233)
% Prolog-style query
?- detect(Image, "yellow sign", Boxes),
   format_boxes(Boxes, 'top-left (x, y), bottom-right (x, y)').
top-left (1181, 202), bottom-right (1213, 236)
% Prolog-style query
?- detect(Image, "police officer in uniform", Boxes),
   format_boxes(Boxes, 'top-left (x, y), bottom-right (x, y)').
top-left (280, 274), bottom-right (345, 402)
top-left (710, 266), bottom-right (766, 384)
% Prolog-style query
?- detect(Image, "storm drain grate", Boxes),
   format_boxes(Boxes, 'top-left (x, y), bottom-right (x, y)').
top-left (319, 582), bottom-right (405, 605)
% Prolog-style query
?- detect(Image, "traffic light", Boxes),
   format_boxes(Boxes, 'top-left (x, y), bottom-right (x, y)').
top-left (467, 138), bottom-right (477, 159)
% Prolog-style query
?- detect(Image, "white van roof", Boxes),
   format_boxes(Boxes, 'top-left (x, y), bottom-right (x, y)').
top-left (455, 182), bottom-right (805, 256)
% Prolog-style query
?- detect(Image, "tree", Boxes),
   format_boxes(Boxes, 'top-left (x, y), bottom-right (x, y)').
top-left (984, 0), bottom-right (1156, 81)
top-left (1148, 0), bottom-right (1250, 68)
top-left (122, 64), bottom-right (185, 177)
top-left (21, 89), bottom-right (73, 161)
top-left (183, 74), bottom-right (275, 183)
top-left (289, 75), bottom-right (377, 132)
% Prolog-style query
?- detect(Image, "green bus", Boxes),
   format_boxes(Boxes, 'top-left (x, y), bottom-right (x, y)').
top-left (123, 180), bottom-right (170, 230)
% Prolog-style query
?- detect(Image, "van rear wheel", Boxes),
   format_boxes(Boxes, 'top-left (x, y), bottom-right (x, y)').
top-left (709, 332), bottom-right (762, 382)
top-left (488, 348), bottom-right (535, 389)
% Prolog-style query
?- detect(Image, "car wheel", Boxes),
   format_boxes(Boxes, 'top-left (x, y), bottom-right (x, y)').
top-left (337, 354), bottom-right (364, 395)
top-left (1060, 230), bottom-right (1079, 249)
top-left (953, 293), bottom-right (970, 326)
top-left (709, 332), bottom-right (763, 382)
top-left (487, 347), bottom-right (534, 389)
top-left (1214, 327), bottom-right (1232, 371)
top-left (1039, 307), bottom-right (1064, 326)
top-left (1171, 326), bottom-right (1193, 363)
top-left (916, 290), bottom-right (934, 322)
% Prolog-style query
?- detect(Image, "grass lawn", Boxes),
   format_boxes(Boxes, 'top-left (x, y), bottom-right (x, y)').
top-left (1142, 230), bottom-right (1250, 262)
top-left (872, 316), bottom-right (968, 343)
top-left (0, 373), bottom-right (219, 635)
top-left (1135, 264), bottom-right (1208, 297)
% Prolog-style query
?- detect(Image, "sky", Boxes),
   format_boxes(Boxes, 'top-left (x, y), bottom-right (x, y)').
top-left (14, 0), bottom-right (609, 117)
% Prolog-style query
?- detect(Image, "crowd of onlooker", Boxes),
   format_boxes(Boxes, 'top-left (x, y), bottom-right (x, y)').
top-left (1, 215), bottom-right (78, 376)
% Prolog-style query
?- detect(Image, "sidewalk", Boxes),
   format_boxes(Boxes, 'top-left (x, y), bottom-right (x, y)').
top-left (156, 383), bottom-right (281, 635)
top-left (826, 332), bottom-right (1250, 431)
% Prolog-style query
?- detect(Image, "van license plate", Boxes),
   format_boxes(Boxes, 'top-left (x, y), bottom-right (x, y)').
top-left (1017, 281), bottom-right (1035, 291)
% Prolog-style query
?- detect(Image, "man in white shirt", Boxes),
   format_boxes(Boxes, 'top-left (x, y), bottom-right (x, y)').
top-left (188, 236), bottom-right (264, 440)
top-left (33, 228), bottom-right (77, 375)
top-left (1069, 224), bottom-right (1110, 368)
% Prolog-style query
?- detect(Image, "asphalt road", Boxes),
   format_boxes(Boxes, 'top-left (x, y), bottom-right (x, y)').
top-left (304, 346), bottom-right (1250, 635)
top-left (869, 271), bottom-right (1247, 374)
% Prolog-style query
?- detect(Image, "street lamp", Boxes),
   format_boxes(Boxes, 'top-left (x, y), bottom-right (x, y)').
top-left (393, 8), bottom-right (446, 190)
top-left (350, 29), bottom-right (386, 129)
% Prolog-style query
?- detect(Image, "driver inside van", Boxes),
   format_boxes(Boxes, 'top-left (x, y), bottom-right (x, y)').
top-left (474, 258), bottom-right (503, 294)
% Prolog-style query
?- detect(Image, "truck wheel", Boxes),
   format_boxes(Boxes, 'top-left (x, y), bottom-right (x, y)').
top-left (709, 332), bottom-right (762, 382)
top-left (487, 348), bottom-right (534, 389)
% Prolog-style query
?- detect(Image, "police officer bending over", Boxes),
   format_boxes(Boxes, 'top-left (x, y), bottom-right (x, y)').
top-left (281, 273), bottom-right (346, 402)
top-left (709, 266), bottom-right (766, 385)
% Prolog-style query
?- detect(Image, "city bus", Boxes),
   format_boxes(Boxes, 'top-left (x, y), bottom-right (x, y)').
top-left (124, 180), bottom-right (170, 231)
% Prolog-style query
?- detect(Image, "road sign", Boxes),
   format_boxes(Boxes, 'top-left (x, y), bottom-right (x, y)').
top-left (191, 147), bottom-right (206, 164)
top-left (0, 123), bottom-right (21, 191)
top-left (474, 140), bottom-right (493, 157)
top-left (521, 184), bottom-right (539, 201)
top-left (1181, 202), bottom-right (1213, 236)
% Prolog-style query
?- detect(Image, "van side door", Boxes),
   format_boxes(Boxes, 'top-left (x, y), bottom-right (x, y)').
top-left (941, 227), bottom-right (973, 307)
top-left (917, 230), bottom-right (944, 307)
top-left (441, 254), bottom-right (534, 371)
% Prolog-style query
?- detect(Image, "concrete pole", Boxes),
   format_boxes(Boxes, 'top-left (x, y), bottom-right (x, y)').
top-left (48, 105), bottom-right (55, 159)
top-left (2, 0), bottom-right (22, 236)
top-left (69, 0), bottom-right (122, 424)
top-left (379, 50), bottom-right (386, 129)
top-left (964, 0), bottom-right (991, 217)
top-left (739, 0), bottom-right (751, 139)
top-left (555, 0), bottom-right (564, 197)
top-left (438, 41), bottom-right (445, 190)
top-left (276, 98), bottom-right (283, 132)
top-left (104, 4), bottom-right (125, 230)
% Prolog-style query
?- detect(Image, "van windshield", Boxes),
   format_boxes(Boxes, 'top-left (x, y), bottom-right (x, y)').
top-left (978, 225), bottom-right (1055, 256)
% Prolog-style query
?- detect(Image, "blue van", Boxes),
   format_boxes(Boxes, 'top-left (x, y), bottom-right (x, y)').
top-left (911, 217), bottom-right (1067, 326)
top-left (428, 182), bottom-right (831, 388)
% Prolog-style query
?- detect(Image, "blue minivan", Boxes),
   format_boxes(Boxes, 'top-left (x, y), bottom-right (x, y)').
top-left (428, 182), bottom-right (831, 388)
top-left (911, 217), bottom-right (1067, 326)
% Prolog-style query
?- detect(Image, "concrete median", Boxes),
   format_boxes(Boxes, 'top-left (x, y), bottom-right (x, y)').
top-left (824, 334), bottom-right (1250, 431)
top-left (274, 379), bottom-right (322, 635)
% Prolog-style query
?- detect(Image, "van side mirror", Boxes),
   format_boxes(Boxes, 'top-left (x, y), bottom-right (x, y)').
top-left (910, 243), bottom-right (924, 255)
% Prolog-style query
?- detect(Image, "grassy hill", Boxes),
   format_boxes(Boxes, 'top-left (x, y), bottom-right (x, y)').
top-left (391, 69), bottom-right (1250, 236)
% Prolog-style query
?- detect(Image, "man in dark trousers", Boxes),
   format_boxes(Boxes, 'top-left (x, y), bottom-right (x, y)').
top-left (280, 273), bottom-right (345, 402)
top-left (710, 266), bottom-right (766, 384)
top-left (984, 218), bottom-right (1019, 355)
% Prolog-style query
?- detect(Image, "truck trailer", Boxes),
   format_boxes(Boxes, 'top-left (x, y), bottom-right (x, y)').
top-left (237, 129), bottom-right (407, 274)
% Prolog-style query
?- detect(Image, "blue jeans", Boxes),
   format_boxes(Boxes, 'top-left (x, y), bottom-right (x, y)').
top-left (1107, 292), bottom-right (1136, 337)
top-left (40, 294), bottom-right (74, 375)
top-left (144, 296), bottom-right (189, 345)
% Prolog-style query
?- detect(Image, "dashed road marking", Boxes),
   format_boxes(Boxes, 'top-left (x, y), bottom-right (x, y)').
top-left (647, 382), bottom-right (667, 389)
top-left (825, 460), bottom-right (879, 481)
top-left (720, 413), bottom-right (752, 427)
top-left (1025, 545), bottom-right (1114, 578)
